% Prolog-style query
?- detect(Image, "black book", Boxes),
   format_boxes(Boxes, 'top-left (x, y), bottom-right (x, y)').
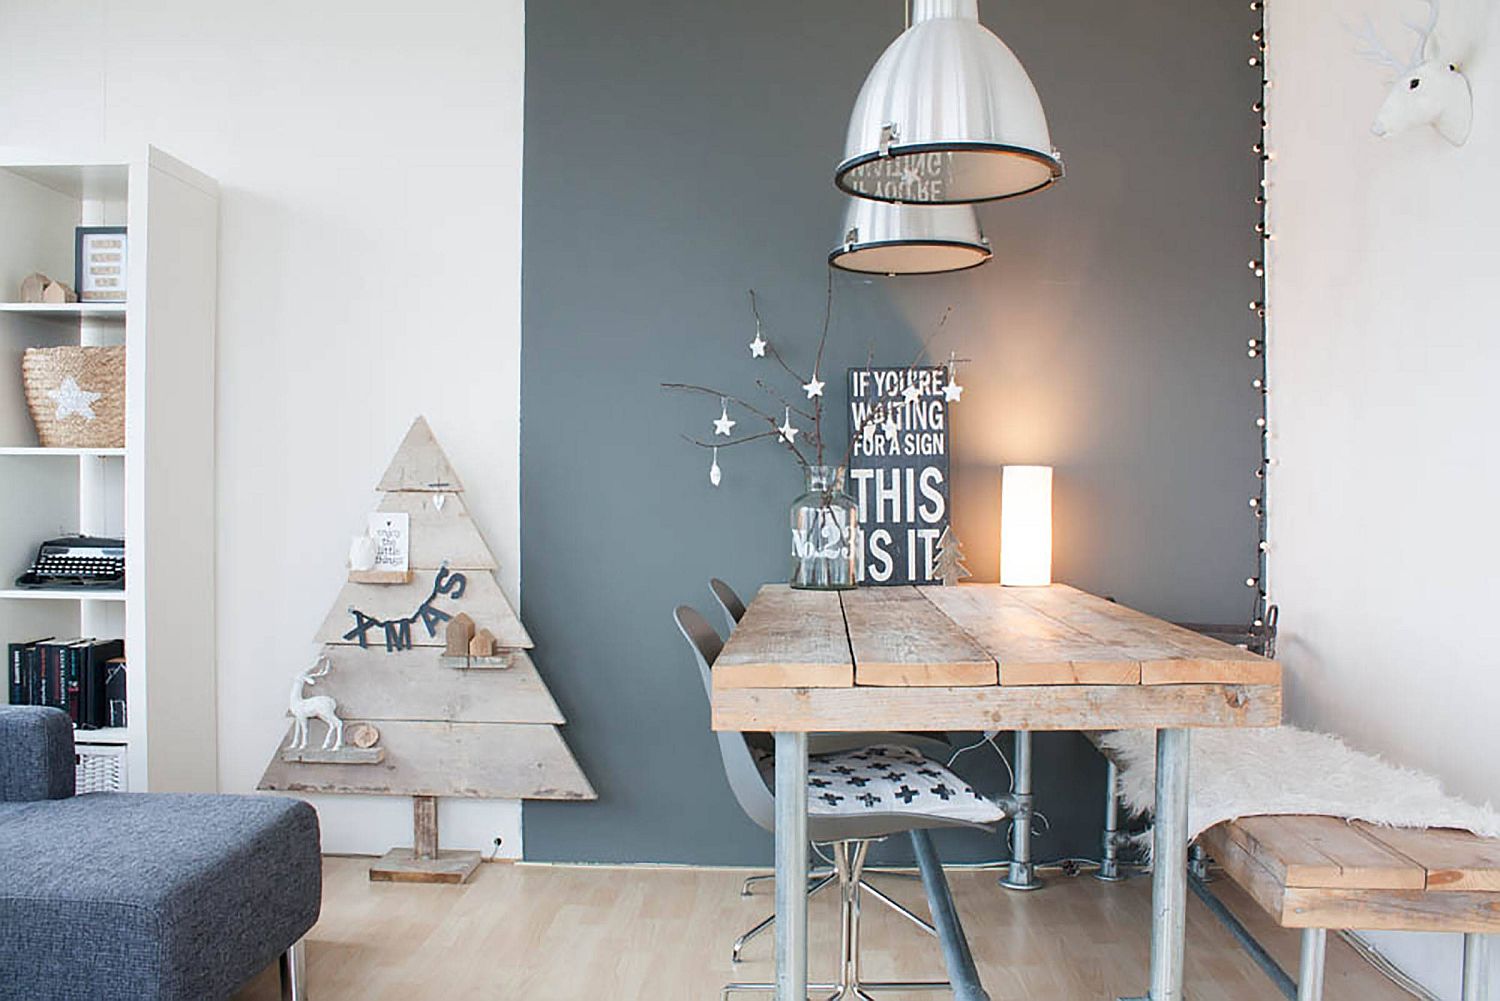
top-left (38, 638), bottom-right (87, 711)
top-left (103, 657), bottom-right (127, 729)
top-left (25, 645), bottom-right (44, 706)
top-left (82, 640), bottom-right (124, 729)
top-left (8, 639), bottom-right (52, 705)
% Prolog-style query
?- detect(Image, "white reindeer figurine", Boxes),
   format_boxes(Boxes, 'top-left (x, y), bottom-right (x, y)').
top-left (287, 655), bottom-right (344, 752)
top-left (1355, 0), bottom-right (1491, 145)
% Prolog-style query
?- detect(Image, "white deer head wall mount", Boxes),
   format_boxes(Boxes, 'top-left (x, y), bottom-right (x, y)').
top-left (1354, 0), bottom-right (1489, 146)
top-left (287, 655), bottom-right (344, 752)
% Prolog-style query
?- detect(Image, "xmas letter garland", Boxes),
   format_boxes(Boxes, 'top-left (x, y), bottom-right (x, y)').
top-left (343, 565), bottom-right (468, 652)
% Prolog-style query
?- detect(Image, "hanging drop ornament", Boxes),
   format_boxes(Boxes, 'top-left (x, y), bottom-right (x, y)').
top-left (432, 492), bottom-right (447, 512)
top-left (882, 413), bottom-right (900, 447)
top-left (749, 320), bottom-right (768, 358)
top-left (713, 398), bottom-right (737, 436)
top-left (802, 371), bottom-right (825, 399)
top-left (943, 351), bottom-right (965, 403)
top-left (709, 446), bottom-right (722, 487)
top-left (778, 406), bottom-right (800, 444)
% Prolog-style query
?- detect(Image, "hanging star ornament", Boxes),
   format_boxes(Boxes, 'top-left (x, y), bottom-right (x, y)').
top-left (802, 373), bottom-right (825, 399)
top-left (713, 399), bottom-right (736, 436)
top-left (47, 377), bottom-right (102, 421)
top-left (943, 380), bottom-right (964, 403)
top-left (749, 324), bottom-right (767, 358)
top-left (778, 406), bottom-right (799, 444)
top-left (901, 382), bottom-right (922, 404)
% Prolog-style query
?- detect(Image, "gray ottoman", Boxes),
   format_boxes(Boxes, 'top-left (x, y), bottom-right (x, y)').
top-left (0, 707), bottom-right (321, 1001)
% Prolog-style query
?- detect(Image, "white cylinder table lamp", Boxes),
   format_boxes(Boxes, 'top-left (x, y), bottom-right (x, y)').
top-left (999, 465), bottom-right (1052, 586)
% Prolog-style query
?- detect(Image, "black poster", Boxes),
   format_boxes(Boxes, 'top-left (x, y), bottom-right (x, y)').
top-left (847, 366), bottom-right (950, 585)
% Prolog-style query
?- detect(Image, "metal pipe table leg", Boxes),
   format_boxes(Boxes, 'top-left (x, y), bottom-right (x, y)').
top-left (775, 731), bottom-right (809, 1001)
top-left (1463, 933), bottom-right (1491, 1001)
top-left (911, 828), bottom-right (991, 1001)
top-left (1097, 758), bottom-right (1126, 882)
top-left (1297, 929), bottom-right (1326, 1001)
top-left (1001, 730), bottom-right (1041, 891)
top-left (1120, 728), bottom-right (1190, 1001)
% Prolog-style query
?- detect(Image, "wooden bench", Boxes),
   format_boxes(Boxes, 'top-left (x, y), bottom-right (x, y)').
top-left (1199, 815), bottom-right (1500, 1001)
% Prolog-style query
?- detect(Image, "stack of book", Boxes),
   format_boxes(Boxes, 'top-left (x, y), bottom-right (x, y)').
top-left (7, 638), bottom-right (126, 730)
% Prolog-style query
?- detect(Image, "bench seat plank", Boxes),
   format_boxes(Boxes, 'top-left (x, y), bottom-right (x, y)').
top-left (1203, 815), bottom-right (1500, 933)
top-left (1354, 823), bottom-right (1500, 892)
top-left (1227, 816), bottom-right (1426, 890)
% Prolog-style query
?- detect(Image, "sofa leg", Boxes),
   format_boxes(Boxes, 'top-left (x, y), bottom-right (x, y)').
top-left (279, 938), bottom-right (307, 1001)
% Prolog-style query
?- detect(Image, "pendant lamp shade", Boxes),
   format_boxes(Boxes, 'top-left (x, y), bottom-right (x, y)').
top-left (829, 200), bottom-right (991, 275)
top-left (835, 0), bottom-right (1063, 204)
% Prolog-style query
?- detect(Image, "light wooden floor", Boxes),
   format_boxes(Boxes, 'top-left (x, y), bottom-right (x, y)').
top-left (235, 857), bottom-right (1409, 1001)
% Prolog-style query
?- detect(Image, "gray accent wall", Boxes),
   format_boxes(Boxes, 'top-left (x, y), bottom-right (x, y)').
top-left (522, 0), bottom-right (1261, 863)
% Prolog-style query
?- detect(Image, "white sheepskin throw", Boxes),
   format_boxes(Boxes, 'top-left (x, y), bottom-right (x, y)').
top-left (1099, 725), bottom-right (1500, 845)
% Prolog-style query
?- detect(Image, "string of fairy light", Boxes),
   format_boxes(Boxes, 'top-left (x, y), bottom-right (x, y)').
top-left (1247, 0), bottom-right (1272, 637)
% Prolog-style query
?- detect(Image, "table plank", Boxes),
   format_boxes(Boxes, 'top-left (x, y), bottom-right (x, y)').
top-left (712, 682), bottom-right (1281, 732)
top-left (841, 587), bottom-right (996, 686)
top-left (1355, 823), bottom-right (1500, 892)
top-left (1224, 816), bottom-right (1427, 890)
top-left (711, 584), bottom-right (854, 690)
top-left (919, 585), bottom-right (1140, 685)
top-left (1006, 585), bottom-right (1280, 686)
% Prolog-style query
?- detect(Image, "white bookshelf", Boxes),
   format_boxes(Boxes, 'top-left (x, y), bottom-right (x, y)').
top-left (0, 148), bottom-right (219, 793)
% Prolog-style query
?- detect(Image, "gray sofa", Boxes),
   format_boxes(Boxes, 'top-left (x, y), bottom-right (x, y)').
top-left (0, 706), bottom-right (322, 1001)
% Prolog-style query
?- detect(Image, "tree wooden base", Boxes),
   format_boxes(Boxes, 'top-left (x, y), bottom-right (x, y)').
top-left (280, 745), bottom-right (385, 765)
top-left (368, 847), bottom-right (481, 884)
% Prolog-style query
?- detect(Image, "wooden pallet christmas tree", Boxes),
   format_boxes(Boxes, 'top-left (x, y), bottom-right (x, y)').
top-left (258, 417), bottom-right (593, 882)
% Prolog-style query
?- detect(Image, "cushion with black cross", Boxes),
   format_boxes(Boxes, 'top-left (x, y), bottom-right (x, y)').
top-left (776, 744), bottom-right (1005, 825)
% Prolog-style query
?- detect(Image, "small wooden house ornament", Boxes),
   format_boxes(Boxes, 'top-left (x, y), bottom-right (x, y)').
top-left (444, 613), bottom-right (475, 656)
top-left (20, 272), bottom-right (77, 304)
top-left (469, 628), bottom-right (496, 659)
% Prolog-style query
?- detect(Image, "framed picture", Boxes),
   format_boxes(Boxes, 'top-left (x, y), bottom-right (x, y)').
top-left (75, 227), bottom-right (128, 302)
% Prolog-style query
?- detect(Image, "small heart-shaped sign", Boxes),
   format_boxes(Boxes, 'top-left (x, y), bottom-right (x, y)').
top-left (433, 493), bottom-right (447, 512)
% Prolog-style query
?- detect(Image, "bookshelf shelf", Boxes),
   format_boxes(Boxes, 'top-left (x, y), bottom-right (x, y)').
top-left (0, 302), bottom-right (126, 322)
top-left (2, 149), bottom-right (219, 794)
top-left (0, 447), bottom-right (126, 457)
top-left (0, 589), bottom-right (127, 602)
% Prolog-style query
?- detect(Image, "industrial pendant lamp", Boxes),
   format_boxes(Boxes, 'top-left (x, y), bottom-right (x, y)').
top-left (829, 199), bottom-right (991, 275)
top-left (835, 0), bottom-right (1063, 204)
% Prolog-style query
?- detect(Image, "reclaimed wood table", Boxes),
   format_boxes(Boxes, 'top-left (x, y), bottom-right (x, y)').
top-left (711, 582), bottom-right (1283, 1001)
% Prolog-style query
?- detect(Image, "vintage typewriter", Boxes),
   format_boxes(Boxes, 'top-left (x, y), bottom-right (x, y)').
top-left (14, 536), bottom-right (126, 591)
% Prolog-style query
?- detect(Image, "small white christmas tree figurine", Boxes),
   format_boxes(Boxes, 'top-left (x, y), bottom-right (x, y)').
top-left (934, 524), bottom-right (972, 587)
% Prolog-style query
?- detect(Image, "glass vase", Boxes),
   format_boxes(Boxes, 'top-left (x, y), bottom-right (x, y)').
top-left (789, 465), bottom-right (859, 590)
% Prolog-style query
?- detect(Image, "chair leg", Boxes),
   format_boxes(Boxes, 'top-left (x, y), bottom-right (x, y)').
top-left (1463, 934), bottom-right (1491, 1001)
top-left (278, 938), bottom-right (307, 1001)
top-left (732, 872), bottom-right (837, 963)
top-left (859, 878), bottom-right (937, 937)
top-left (1296, 928), bottom-right (1326, 1001)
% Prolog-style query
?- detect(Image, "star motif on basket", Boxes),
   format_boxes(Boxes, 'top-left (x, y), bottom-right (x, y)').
top-left (48, 377), bottom-right (102, 421)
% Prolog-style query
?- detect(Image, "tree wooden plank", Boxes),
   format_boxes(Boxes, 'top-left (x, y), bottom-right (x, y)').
top-left (377, 491), bottom-right (496, 570)
top-left (712, 584), bottom-right (853, 689)
top-left (841, 586), bottom-right (995, 686)
top-left (377, 416), bottom-right (464, 492)
top-left (315, 571), bottom-right (532, 649)
top-left (711, 682), bottom-right (1280, 732)
top-left (1355, 823), bottom-right (1500, 892)
top-left (257, 720), bottom-right (595, 800)
top-left (1005, 584), bottom-right (1280, 686)
top-left (1224, 816), bottom-right (1426, 890)
top-left (303, 647), bottom-right (563, 725)
top-left (918, 585), bottom-right (1141, 685)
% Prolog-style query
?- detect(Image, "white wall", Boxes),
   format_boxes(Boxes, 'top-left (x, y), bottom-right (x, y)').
top-left (1267, 0), bottom-right (1500, 994)
top-left (0, 0), bottom-right (527, 856)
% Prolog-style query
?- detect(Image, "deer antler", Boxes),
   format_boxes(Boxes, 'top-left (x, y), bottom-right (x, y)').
top-left (1351, 14), bottom-right (1416, 73)
top-left (1400, 0), bottom-right (1441, 66)
top-left (307, 655), bottom-right (332, 679)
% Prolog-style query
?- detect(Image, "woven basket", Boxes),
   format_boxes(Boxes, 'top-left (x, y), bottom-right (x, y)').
top-left (21, 346), bottom-right (126, 448)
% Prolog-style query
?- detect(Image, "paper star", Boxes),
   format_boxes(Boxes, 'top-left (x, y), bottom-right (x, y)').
top-left (802, 374), bottom-right (825, 399)
top-left (901, 383), bottom-right (922, 404)
top-left (943, 381), bottom-right (964, 403)
top-left (778, 408), bottom-right (800, 444)
top-left (48, 377), bottom-right (101, 421)
top-left (749, 330), bottom-right (767, 358)
top-left (713, 401), bottom-right (736, 436)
